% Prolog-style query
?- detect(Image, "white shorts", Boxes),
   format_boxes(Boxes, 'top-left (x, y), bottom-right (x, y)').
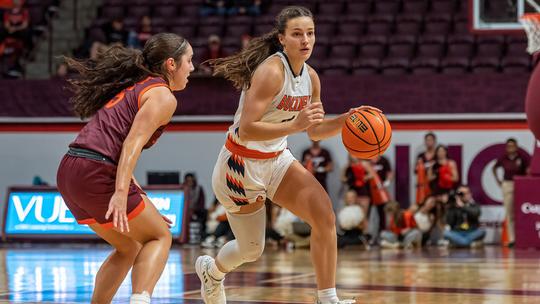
top-left (212, 146), bottom-right (296, 213)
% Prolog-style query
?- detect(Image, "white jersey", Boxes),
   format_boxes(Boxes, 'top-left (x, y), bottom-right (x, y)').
top-left (227, 51), bottom-right (312, 153)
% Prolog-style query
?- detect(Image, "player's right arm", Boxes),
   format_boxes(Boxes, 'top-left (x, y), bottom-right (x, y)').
top-left (107, 87), bottom-right (177, 232)
top-left (238, 58), bottom-right (324, 142)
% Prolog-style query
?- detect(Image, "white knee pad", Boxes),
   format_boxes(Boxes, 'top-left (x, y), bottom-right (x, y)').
top-left (216, 206), bottom-right (266, 272)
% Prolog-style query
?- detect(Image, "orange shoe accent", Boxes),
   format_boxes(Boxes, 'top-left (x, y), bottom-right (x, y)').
top-left (225, 135), bottom-right (283, 159)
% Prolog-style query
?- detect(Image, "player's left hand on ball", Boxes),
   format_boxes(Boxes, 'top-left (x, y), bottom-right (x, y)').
top-left (348, 105), bottom-right (383, 115)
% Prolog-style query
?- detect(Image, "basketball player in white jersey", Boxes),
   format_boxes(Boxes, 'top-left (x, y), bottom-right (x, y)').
top-left (195, 6), bottom-right (378, 304)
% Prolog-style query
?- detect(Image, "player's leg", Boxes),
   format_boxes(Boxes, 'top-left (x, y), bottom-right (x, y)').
top-left (89, 195), bottom-right (171, 303)
top-left (272, 161), bottom-right (339, 302)
top-left (88, 225), bottom-right (142, 304)
top-left (124, 195), bottom-right (172, 295)
top-left (196, 202), bottom-right (266, 304)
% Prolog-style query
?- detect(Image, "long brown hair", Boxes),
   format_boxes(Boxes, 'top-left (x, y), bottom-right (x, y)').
top-left (66, 33), bottom-right (189, 119)
top-left (210, 6), bottom-right (313, 90)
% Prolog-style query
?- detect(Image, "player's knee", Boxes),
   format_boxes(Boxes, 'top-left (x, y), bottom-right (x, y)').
top-left (308, 197), bottom-right (335, 231)
top-left (159, 229), bottom-right (173, 247)
top-left (241, 240), bottom-right (265, 262)
top-left (320, 210), bottom-right (336, 230)
top-left (116, 239), bottom-right (142, 261)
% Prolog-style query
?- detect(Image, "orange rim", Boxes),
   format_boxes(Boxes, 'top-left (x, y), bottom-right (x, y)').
top-left (521, 13), bottom-right (540, 21)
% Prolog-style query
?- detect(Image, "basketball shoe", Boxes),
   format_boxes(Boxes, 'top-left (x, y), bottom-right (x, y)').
top-left (196, 255), bottom-right (226, 304)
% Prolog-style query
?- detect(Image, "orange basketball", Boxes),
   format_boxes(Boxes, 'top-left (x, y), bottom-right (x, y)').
top-left (341, 109), bottom-right (392, 159)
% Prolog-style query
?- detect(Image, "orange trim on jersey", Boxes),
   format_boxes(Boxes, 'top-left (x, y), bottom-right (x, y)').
top-left (101, 199), bottom-right (146, 229)
top-left (225, 135), bottom-right (283, 159)
top-left (137, 83), bottom-right (169, 109)
top-left (78, 218), bottom-right (97, 225)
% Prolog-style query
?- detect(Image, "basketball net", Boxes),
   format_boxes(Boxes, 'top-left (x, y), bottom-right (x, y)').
top-left (521, 0), bottom-right (540, 54)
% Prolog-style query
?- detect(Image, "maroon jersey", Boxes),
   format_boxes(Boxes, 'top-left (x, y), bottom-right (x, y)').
top-left (70, 76), bottom-right (170, 163)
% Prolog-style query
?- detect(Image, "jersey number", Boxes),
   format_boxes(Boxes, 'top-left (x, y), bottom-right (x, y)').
top-left (105, 77), bottom-right (152, 108)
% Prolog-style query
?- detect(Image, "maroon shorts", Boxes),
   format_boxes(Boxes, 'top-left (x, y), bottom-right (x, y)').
top-left (56, 154), bottom-right (146, 229)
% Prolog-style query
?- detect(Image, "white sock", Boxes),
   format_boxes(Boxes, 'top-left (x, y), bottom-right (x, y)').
top-left (209, 259), bottom-right (226, 281)
top-left (318, 288), bottom-right (339, 304)
top-left (130, 291), bottom-right (151, 304)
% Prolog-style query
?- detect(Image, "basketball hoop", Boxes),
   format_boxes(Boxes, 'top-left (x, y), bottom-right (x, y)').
top-left (521, 13), bottom-right (540, 54)
top-left (522, 0), bottom-right (540, 54)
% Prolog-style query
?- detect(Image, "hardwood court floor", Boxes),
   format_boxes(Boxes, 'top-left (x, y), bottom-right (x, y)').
top-left (0, 244), bottom-right (538, 303)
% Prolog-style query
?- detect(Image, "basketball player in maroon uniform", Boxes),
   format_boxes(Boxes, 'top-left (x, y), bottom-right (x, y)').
top-left (56, 33), bottom-right (193, 304)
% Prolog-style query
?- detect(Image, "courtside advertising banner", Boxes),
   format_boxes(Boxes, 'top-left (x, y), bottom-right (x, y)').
top-left (3, 188), bottom-right (185, 238)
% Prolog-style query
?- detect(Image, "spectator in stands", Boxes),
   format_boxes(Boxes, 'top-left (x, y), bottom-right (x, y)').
top-left (184, 172), bottom-right (208, 241)
top-left (202, 197), bottom-right (233, 248)
top-left (103, 17), bottom-right (129, 46)
top-left (412, 196), bottom-right (436, 245)
top-left (200, 0), bottom-right (227, 16)
top-left (492, 138), bottom-right (530, 247)
top-left (302, 140), bottom-right (333, 191)
top-left (32, 175), bottom-right (49, 186)
top-left (380, 201), bottom-right (422, 249)
top-left (368, 156), bottom-right (393, 235)
top-left (428, 145), bottom-right (459, 202)
top-left (337, 189), bottom-right (368, 248)
top-left (198, 34), bottom-right (227, 75)
top-left (342, 155), bottom-right (372, 207)
top-left (443, 185), bottom-right (486, 248)
top-left (415, 132), bottom-right (437, 204)
top-left (1, 0), bottom-right (30, 77)
top-left (128, 15), bottom-right (153, 49)
top-left (273, 206), bottom-right (310, 249)
top-left (228, 0), bottom-right (262, 16)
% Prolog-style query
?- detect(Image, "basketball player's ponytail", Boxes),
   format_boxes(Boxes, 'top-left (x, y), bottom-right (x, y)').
top-left (209, 30), bottom-right (280, 90)
top-left (210, 6), bottom-right (313, 90)
top-left (66, 33), bottom-right (188, 119)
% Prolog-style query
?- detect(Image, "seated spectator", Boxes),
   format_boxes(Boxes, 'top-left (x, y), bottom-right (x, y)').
top-left (380, 201), bottom-right (422, 249)
top-left (412, 196), bottom-right (436, 245)
top-left (32, 175), bottom-right (49, 186)
top-left (128, 15), bottom-right (152, 49)
top-left (228, 0), bottom-right (261, 16)
top-left (2, 0), bottom-right (30, 48)
top-left (443, 185), bottom-right (486, 248)
top-left (1, 0), bottom-right (30, 76)
top-left (184, 172), bottom-right (208, 241)
top-left (103, 17), bottom-right (129, 46)
top-left (273, 206), bottom-right (310, 249)
top-left (200, 0), bottom-right (227, 16)
top-left (201, 198), bottom-right (233, 248)
top-left (198, 34), bottom-right (227, 74)
top-left (337, 190), bottom-right (368, 248)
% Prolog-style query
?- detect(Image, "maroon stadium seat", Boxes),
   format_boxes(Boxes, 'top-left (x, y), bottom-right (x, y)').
top-left (410, 57), bottom-right (440, 74)
top-left (374, 0), bottom-right (400, 15)
top-left (380, 58), bottom-right (409, 75)
top-left (346, 1), bottom-right (373, 15)
top-left (318, 2), bottom-right (344, 15)
top-left (352, 58), bottom-right (380, 75)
